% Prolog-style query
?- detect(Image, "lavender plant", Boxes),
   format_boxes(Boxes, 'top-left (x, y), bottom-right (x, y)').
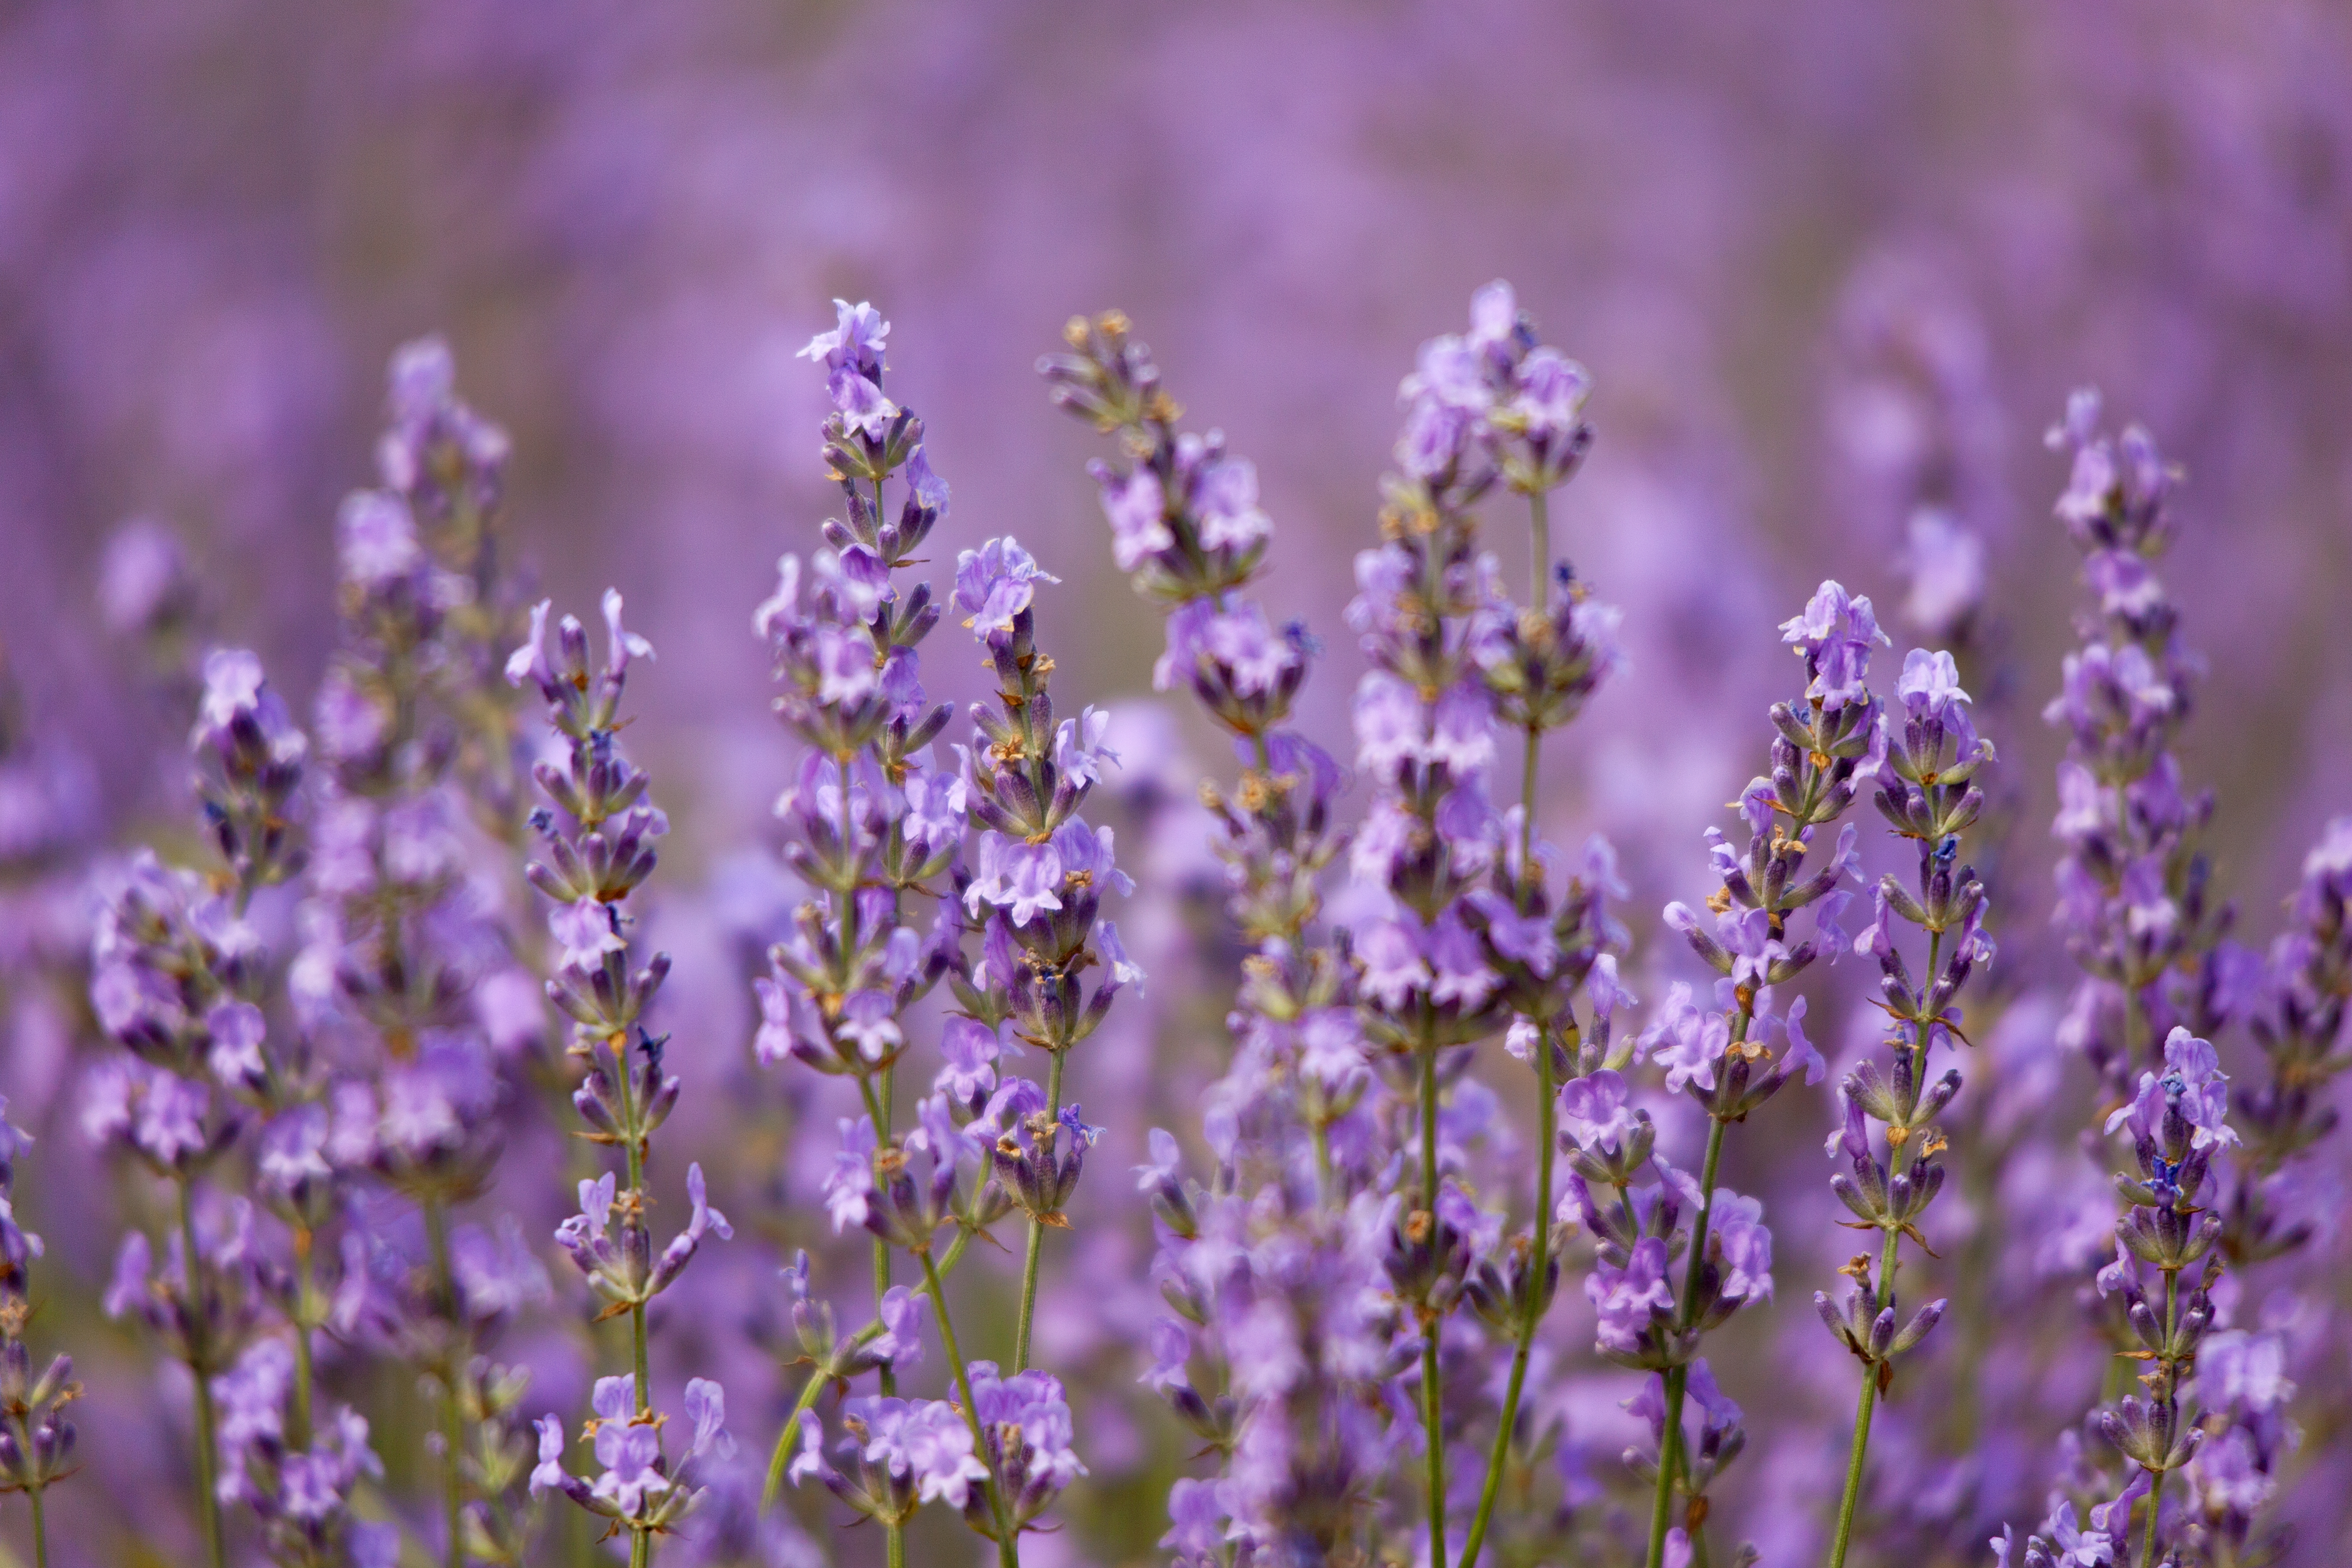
top-left (0, 1100), bottom-right (74, 1567)
top-left (1614, 578), bottom-right (1881, 1565)
top-left (756, 302), bottom-right (1113, 1568)
top-left (91, 647), bottom-right (310, 1568)
top-left (295, 342), bottom-right (547, 1568)
top-left (1819, 645), bottom-right (1995, 1565)
top-left (1045, 286), bottom-right (1634, 1568)
top-left (22, 270), bottom-right (2348, 1568)
top-left (512, 593), bottom-right (739, 1566)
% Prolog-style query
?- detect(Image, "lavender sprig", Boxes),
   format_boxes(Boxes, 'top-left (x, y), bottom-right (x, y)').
top-left (211, 1339), bottom-right (396, 1568)
top-left (512, 595), bottom-right (736, 1567)
top-left (1047, 314), bottom-right (1396, 1560)
top-left (1821, 646), bottom-right (1996, 1566)
top-left (0, 1101), bottom-right (74, 1568)
top-left (2009, 395), bottom-right (2243, 1568)
top-left (2223, 819), bottom-right (2350, 1260)
top-left (1640, 580), bottom-right (1879, 1566)
top-left (91, 648), bottom-right (311, 1568)
top-left (748, 300), bottom-right (968, 1554)
top-left (2042, 390), bottom-right (2231, 1097)
top-left (764, 304), bottom-right (1103, 1567)
top-left (298, 342), bottom-right (542, 1568)
top-left (2000, 1026), bottom-right (2232, 1568)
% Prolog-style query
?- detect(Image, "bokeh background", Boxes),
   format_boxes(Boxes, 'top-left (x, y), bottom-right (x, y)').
top-left (3, 0), bottom-right (2350, 1563)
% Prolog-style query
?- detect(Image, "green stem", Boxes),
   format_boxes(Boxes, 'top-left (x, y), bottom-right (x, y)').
top-left (29, 1484), bottom-right (48, 1568)
top-left (424, 1198), bottom-right (468, 1568)
top-left (1458, 1019), bottom-right (1557, 1568)
top-left (1310, 1117), bottom-right (1334, 1208)
top-left (1014, 1050), bottom-right (1068, 1372)
top-left (921, 1249), bottom-right (1021, 1568)
top-left (1826, 919), bottom-right (1943, 1568)
top-left (759, 1226), bottom-right (979, 1510)
top-left (2140, 1270), bottom-right (2179, 1568)
top-left (630, 1524), bottom-right (650, 1568)
top-left (1420, 1043), bottom-right (1448, 1568)
top-left (1826, 1351), bottom-right (1879, 1568)
top-left (290, 1227), bottom-right (316, 1451)
top-left (1646, 1114), bottom-right (1729, 1568)
top-left (176, 1178), bottom-right (227, 1568)
top-left (1528, 489), bottom-right (1550, 593)
top-left (1646, 1368), bottom-right (1690, 1568)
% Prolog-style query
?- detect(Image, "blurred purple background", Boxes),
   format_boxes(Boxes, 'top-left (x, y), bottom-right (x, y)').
top-left (4, 1), bottom-right (2351, 1562)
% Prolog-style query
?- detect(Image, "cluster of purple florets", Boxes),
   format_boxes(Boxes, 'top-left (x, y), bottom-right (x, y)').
top-left (0, 282), bottom-right (2330, 1568)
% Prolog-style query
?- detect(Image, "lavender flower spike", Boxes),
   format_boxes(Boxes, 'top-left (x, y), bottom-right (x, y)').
top-left (1824, 641), bottom-right (1995, 1568)
top-left (515, 593), bottom-right (732, 1567)
top-left (1642, 577), bottom-right (1882, 1568)
top-left (0, 1100), bottom-right (75, 1564)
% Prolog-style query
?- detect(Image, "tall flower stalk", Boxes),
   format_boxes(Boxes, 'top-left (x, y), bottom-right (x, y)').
top-left (1046, 311), bottom-right (1379, 1560)
top-left (0, 1100), bottom-right (74, 1568)
top-left (1819, 646), bottom-right (1994, 1566)
top-left (1635, 580), bottom-right (1880, 1566)
top-left (513, 594), bottom-right (736, 1567)
top-left (92, 647), bottom-right (309, 1568)
top-left (761, 304), bottom-right (1109, 1568)
top-left (295, 342), bottom-right (543, 1568)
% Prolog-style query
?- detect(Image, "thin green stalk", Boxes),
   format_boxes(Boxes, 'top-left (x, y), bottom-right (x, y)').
top-left (605, 1034), bottom-right (653, 1418)
top-left (1458, 1019), bottom-right (1556, 1568)
top-left (424, 1197), bottom-right (468, 1568)
top-left (1527, 490), bottom-right (1550, 595)
top-left (1646, 1367), bottom-right (1691, 1568)
top-left (1646, 1113), bottom-right (1729, 1568)
top-left (2140, 1270), bottom-right (2179, 1568)
top-left (290, 1226), bottom-right (316, 1450)
top-left (176, 1177), bottom-right (227, 1568)
top-left (1826, 1339), bottom-right (1880, 1567)
top-left (756, 1217), bottom-right (981, 1510)
top-left (1826, 924), bottom-right (1939, 1568)
top-left (1419, 1042), bottom-right (1448, 1568)
top-left (1013, 1050), bottom-right (1068, 1372)
top-left (616, 1037), bottom-right (655, 1566)
top-left (30, 1483), bottom-right (48, 1568)
top-left (921, 1249), bottom-right (1021, 1568)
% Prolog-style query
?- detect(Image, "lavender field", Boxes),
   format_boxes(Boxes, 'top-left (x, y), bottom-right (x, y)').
top-left (1, 3), bottom-right (2349, 1565)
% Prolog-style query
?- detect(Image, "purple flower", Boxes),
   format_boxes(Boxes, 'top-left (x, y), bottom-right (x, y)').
top-left (900, 1400), bottom-right (990, 1507)
top-left (1779, 580), bottom-right (1890, 711)
top-left (954, 536), bottom-right (1060, 641)
top-left (824, 1118), bottom-right (877, 1232)
top-left (873, 1286), bottom-right (931, 1371)
top-left (590, 1421), bottom-right (665, 1516)
top-left (1588, 1236), bottom-right (1675, 1356)
top-left (1640, 982), bottom-right (1728, 1094)
top-left (529, 1415), bottom-right (573, 1497)
top-left (1712, 1191), bottom-right (1773, 1303)
top-left (335, 491), bottom-right (422, 588)
top-left (548, 896), bottom-right (623, 972)
top-left (683, 1378), bottom-right (734, 1461)
top-left (2104, 1026), bottom-right (2235, 1150)
top-left (799, 298), bottom-right (889, 378)
top-left (1895, 645), bottom-right (1970, 724)
top-left (1054, 705), bottom-right (1121, 788)
top-left (965, 831), bottom-right (1064, 926)
top-left (784, 1411), bottom-right (830, 1489)
top-left (1162, 1477), bottom-right (1230, 1562)
top-left (1099, 466), bottom-right (1172, 570)
top-left (1559, 1070), bottom-right (1637, 1150)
